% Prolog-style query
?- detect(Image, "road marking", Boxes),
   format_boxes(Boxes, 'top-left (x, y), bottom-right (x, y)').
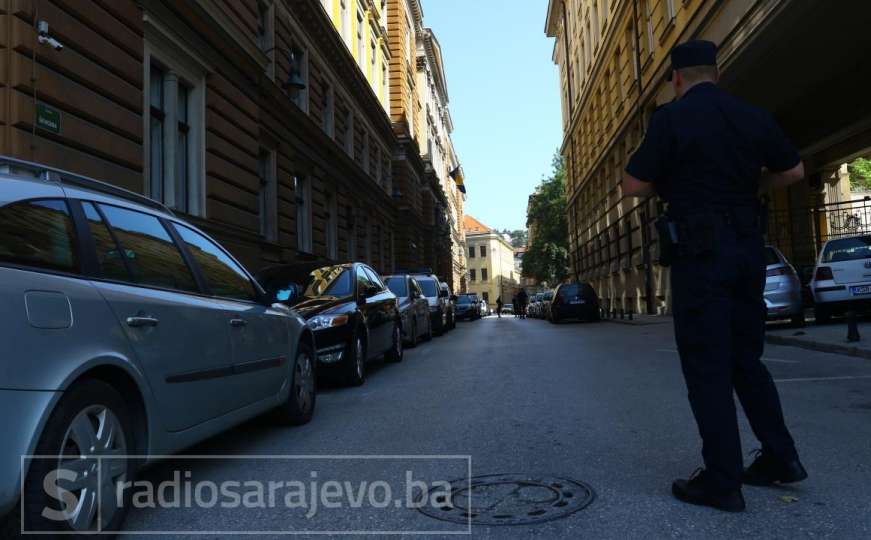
top-left (656, 349), bottom-right (799, 363)
top-left (774, 375), bottom-right (871, 383)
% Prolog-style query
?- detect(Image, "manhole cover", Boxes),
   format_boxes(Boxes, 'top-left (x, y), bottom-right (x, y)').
top-left (417, 473), bottom-right (595, 526)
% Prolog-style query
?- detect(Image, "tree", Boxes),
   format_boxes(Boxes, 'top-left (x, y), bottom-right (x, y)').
top-left (522, 153), bottom-right (570, 285)
top-left (849, 158), bottom-right (871, 191)
top-left (499, 229), bottom-right (528, 248)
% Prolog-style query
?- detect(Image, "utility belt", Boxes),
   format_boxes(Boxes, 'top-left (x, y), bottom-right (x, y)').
top-left (655, 207), bottom-right (760, 267)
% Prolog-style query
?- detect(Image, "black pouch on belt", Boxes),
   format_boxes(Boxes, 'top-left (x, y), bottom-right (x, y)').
top-left (655, 215), bottom-right (677, 267)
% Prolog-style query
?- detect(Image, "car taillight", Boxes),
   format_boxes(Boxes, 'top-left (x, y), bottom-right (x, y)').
top-left (815, 266), bottom-right (833, 281)
top-left (766, 267), bottom-right (786, 277)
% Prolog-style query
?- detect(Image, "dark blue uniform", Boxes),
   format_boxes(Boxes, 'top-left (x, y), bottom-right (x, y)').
top-left (626, 82), bottom-right (801, 493)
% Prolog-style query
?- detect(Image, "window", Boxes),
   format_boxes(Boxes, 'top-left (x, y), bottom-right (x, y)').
top-left (405, 14), bottom-right (412, 62)
top-left (356, 266), bottom-right (370, 293)
top-left (348, 207), bottom-right (357, 260)
top-left (290, 44), bottom-right (309, 111)
top-left (469, 269), bottom-right (476, 281)
top-left (374, 146), bottom-right (382, 184)
top-left (370, 39), bottom-right (377, 77)
top-left (356, 7), bottom-right (366, 67)
top-left (145, 44), bottom-right (205, 216)
top-left (340, 0), bottom-right (350, 43)
top-left (258, 148), bottom-right (277, 242)
top-left (81, 202), bottom-right (129, 281)
top-left (175, 224), bottom-right (257, 301)
top-left (0, 199), bottom-right (77, 272)
top-left (363, 266), bottom-right (384, 290)
top-left (662, 0), bottom-right (676, 25)
top-left (98, 204), bottom-right (197, 292)
top-left (323, 84), bottom-right (334, 136)
top-left (294, 175), bottom-right (312, 253)
top-left (362, 131), bottom-right (370, 174)
top-left (468, 246), bottom-right (475, 258)
top-left (643, 0), bottom-right (654, 56)
top-left (344, 111), bottom-right (354, 156)
top-left (385, 276), bottom-right (408, 297)
top-left (256, 0), bottom-right (275, 80)
top-left (326, 190), bottom-right (338, 260)
top-left (481, 268), bottom-right (488, 282)
top-left (480, 245), bottom-right (486, 257)
top-left (381, 61), bottom-right (388, 106)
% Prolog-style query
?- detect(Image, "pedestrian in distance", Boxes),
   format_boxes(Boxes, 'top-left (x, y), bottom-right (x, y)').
top-left (512, 295), bottom-right (518, 318)
top-left (623, 40), bottom-right (808, 513)
top-left (517, 288), bottom-right (529, 319)
top-left (496, 297), bottom-right (503, 318)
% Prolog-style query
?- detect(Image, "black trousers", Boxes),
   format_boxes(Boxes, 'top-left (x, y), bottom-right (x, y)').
top-left (671, 222), bottom-right (798, 492)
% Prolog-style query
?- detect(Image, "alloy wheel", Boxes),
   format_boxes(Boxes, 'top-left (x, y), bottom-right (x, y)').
top-left (293, 351), bottom-right (315, 414)
top-left (55, 405), bottom-right (128, 532)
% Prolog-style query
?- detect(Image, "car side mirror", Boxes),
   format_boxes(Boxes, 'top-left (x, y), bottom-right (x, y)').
top-left (273, 284), bottom-right (303, 306)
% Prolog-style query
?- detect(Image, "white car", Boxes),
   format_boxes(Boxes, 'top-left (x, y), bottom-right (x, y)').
top-left (810, 234), bottom-right (871, 323)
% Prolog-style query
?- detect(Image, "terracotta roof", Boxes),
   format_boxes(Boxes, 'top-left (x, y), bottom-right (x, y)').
top-left (463, 215), bottom-right (491, 234)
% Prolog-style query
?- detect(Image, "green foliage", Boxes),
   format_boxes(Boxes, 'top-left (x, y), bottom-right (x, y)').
top-left (522, 153), bottom-right (570, 285)
top-left (849, 158), bottom-right (871, 191)
top-left (499, 229), bottom-right (528, 248)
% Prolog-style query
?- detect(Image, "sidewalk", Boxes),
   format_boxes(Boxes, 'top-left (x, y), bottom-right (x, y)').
top-left (766, 319), bottom-right (871, 360)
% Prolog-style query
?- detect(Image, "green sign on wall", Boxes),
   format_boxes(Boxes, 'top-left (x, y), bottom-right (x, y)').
top-left (35, 102), bottom-right (61, 134)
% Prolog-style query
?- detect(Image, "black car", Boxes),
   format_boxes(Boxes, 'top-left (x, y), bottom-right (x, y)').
top-left (384, 274), bottom-right (432, 346)
top-left (550, 282), bottom-right (600, 323)
top-left (257, 262), bottom-right (403, 386)
top-left (455, 293), bottom-right (482, 320)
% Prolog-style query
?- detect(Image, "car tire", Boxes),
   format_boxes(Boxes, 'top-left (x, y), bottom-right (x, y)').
top-left (434, 314), bottom-right (445, 336)
top-left (344, 332), bottom-right (367, 386)
top-left (588, 309), bottom-right (601, 322)
top-left (408, 319), bottom-right (419, 348)
top-left (21, 379), bottom-right (135, 537)
top-left (815, 305), bottom-right (831, 325)
top-left (790, 311), bottom-right (806, 328)
top-left (385, 323), bottom-right (404, 363)
top-left (423, 317), bottom-right (433, 341)
top-left (274, 341), bottom-right (316, 426)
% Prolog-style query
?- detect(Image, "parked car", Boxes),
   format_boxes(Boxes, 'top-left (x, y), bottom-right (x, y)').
top-left (540, 290), bottom-right (554, 320)
top-left (455, 293), bottom-right (482, 320)
top-left (0, 159), bottom-right (317, 535)
top-left (529, 294), bottom-right (542, 318)
top-left (384, 274), bottom-right (432, 346)
top-left (550, 282), bottom-right (601, 323)
top-left (408, 271), bottom-right (450, 335)
top-left (502, 303), bottom-right (515, 315)
top-left (810, 234), bottom-right (871, 323)
top-left (440, 282), bottom-right (457, 330)
top-left (258, 262), bottom-right (403, 386)
top-left (764, 245), bottom-right (805, 326)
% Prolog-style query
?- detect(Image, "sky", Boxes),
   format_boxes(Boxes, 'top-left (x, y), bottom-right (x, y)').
top-left (422, 0), bottom-right (562, 232)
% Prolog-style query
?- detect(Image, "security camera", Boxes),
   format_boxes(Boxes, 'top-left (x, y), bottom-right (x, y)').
top-left (36, 20), bottom-right (63, 51)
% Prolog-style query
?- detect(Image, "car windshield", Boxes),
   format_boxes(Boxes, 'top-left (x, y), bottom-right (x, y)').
top-left (302, 266), bottom-right (353, 298)
top-left (765, 247), bottom-right (780, 266)
top-left (822, 236), bottom-right (871, 263)
top-left (558, 284), bottom-right (580, 297)
top-left (457, 295), bottom-right (473, 304)
top-left (418, 279), bottom-right (439, 297)
top-left (385, 277), bottom-right (408, 297)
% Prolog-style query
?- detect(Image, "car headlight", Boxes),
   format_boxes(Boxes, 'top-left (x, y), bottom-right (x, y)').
top-left (307, 314), bottom-right (349, 330)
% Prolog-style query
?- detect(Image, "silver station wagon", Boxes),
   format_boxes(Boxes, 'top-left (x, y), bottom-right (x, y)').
top-left (0, 158), bottom-right (316, 535)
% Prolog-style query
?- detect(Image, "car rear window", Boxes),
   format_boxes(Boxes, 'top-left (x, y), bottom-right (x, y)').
top-left (385, 277), bottom-right (408, 297)
top-left (822, 236), bottom-right (871, 263)
top-left (558, 284), bottom-right (580, 297)
top-left (457, 295), bottom-right (473, 304)
top-left (418, 278), bottom-right (439, 297)
top-left (0, 199), bottom-right (78, 273)
top-left (765, 248), bottom-right (780, 265)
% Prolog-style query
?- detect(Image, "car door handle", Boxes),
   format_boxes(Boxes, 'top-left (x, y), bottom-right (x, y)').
top-left (229, 318), bottom-right (248, 328)
top-left (126, 316), bottom-right (159, 328)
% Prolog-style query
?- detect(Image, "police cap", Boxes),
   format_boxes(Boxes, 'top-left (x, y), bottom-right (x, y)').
top-left (667, 40), bottom-right (717, 81)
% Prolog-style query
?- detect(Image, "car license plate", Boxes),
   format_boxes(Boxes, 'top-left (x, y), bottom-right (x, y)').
top-left (570, 299), bottom-right (584, 304)
top-left (850, 285), bottom-right (871, 296)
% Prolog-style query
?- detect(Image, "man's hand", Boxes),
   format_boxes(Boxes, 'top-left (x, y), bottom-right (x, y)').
top-left (623, 173), bottom-right (654, 198)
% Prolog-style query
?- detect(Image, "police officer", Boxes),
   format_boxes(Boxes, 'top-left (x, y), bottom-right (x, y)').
top-left (623, 40), bottom-right (808, 512)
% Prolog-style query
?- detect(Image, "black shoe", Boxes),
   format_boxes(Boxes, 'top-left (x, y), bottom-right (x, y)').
top-left (743, 450), bottom-right (808, 487)
top-left (672, 469), bottom-right (746, 512)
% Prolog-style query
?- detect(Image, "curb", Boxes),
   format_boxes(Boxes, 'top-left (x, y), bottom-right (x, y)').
top-left (764, 334), bottom-right (871, 360)
top-left (603, 317), bottom-right (672, 326)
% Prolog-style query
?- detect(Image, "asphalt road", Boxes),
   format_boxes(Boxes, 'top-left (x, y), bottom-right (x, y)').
top-left (119, 315), bottom-right (871, 539)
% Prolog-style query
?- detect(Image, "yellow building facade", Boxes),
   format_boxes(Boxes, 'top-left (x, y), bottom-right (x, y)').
top-left (464, 216), bottom-right (518, 308)
top-left (546, 0), bottom-right (871, 315)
